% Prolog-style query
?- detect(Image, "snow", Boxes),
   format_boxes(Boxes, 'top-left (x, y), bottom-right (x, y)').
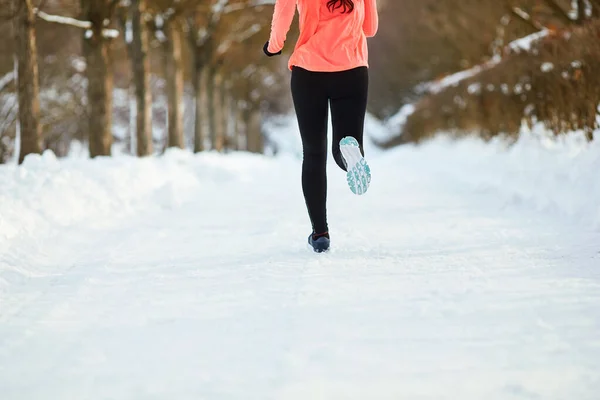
top-left (35, 11), bottom-right (120, 39)
top-left (508, 29), bottom-right (549, 53)
top-left (377, 104), bottom-right (415, 142)
top-left (0, 72), bottom-right (15, 92)
top-left (401, 125), bottom-right (600, 230)
top-left (211, 0), bottom-right (230, 15)
top-left (102, 28), bottom-right (120, 39)
top-left (1, 121), bottom-right (600, 399)
top-left (125, 19), bottom-right (133, 44)
top-left (426, 64), bottom-right (490, 94)
top-left (541, 62), bottom-right (555, 72)
top-left (36, 10), bottom-right (93, 29)
top-left (468, 82), bottom-right (482, 95)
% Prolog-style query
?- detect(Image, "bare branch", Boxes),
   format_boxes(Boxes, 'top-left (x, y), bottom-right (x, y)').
top-left (222, 0), bottom-right (271, 16)
top-left (35, 9), bottom-right (120, 38)
top-left (36, 9), bottom-right (92, 29)
top-left (541, 0), bottom-right (574, 25)
top-left (505, 2), bottom-right (546, 31)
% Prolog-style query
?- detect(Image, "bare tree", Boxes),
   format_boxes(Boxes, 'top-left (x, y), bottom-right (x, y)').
top-left (147, 0), bottom-right (203, 151)
top-left (0, 0), bottom-right (304, 160)
top-left (186, 5), bottom-right (214, 153)
top-left (13, 0), bottom-right (43, 163)
top-left (80, 0), bottom-right (119, 158)
top-left (0, 71), bottom-right (17, 163)
top-left (129, 0), bottom-right (153, 156)
top-left (186, 0), bottom-right (276, 152)
top-left (163, 18), bottom-right (185, 149)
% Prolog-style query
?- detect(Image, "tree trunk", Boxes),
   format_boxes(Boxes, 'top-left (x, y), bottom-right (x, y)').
top-left (576, 0), bottom-right (586, 24)
top-left (221, 82), bottom-right (231, 151)
top-left (206, 66), bottom-right (218, 151)
top-left (233, 103), bottom-right (244, 151)
top-left (213, 72), bottom-right (225, 152)
top-left (83, 0), bottom-right (113, 158)
top-left (13, 0), bottom-right (42, 164)
top-left (164, 20), bottom-right (184, 149)
top-left (592, 0), bottom-right (600, 18)
top-left (245, 107), bottom-right (263, 154)
top-left (192, 61), bottom-right (206, 153)
top-left (86, 40), bottom-right (113, 157)
top-left (130, 0), bottom-right (153, 156)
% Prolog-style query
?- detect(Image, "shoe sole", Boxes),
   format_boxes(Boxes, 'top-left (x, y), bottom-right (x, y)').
top-left (340, 137), bottom-right (371, 195)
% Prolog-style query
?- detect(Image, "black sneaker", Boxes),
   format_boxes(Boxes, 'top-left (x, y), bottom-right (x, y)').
top-left (308, 232), bottom-right (330, 253)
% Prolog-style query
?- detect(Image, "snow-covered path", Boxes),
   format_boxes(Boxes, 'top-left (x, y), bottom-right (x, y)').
top-left (1, 136), bottom-right (599, 399)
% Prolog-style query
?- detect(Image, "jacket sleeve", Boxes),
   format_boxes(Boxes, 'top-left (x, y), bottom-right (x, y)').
top-left (267, 0), bottom-right (297, 54)
top-left (363, 0), bottom-right (379, 37)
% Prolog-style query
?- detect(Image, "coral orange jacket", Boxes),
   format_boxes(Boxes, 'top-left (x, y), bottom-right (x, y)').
top-left (267, 0), bottom-right (378, 72)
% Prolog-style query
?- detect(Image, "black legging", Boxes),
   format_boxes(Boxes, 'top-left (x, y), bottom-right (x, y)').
top-left (291, 66), bottom-right (369, 235)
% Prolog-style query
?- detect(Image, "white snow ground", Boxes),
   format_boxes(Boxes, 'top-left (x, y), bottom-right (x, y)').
top-left (1, 123), bottom-right (600, 399)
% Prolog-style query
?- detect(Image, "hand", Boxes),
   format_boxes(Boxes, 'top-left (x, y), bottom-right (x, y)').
top-left (263, 41), bottom-right (282, 57)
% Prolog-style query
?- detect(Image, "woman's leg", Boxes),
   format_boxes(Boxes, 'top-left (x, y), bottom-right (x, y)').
top-left (291, 67), bottom-right (330, 234)
top-left (329, 67), bottom-right (369, 171)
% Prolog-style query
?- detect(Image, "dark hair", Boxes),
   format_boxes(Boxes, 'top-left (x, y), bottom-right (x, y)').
top-left (327, 0), bottom-right (354, 13)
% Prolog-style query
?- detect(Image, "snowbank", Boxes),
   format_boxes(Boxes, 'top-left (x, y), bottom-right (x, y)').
top-left (374, 104), bottom-right (416, 143)
top-left (387, 125), bottom-right (600, 230)
top-left (0, 148), bottom-right (275, 248)
top-left (2, 122), bottom-right (598, 255)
